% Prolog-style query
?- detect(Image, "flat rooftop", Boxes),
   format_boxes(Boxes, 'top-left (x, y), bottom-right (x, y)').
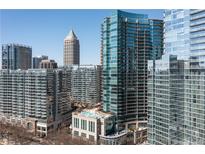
top-left (73, 108), bottom-right (113, 119)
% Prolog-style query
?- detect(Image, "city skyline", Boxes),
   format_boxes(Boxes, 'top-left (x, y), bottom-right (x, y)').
top-left (1, 9), bottom-right (204, 145)
top-left (0, 9), bottom-right (163, 68)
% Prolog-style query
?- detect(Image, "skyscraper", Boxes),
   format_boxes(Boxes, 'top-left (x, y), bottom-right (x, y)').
top-left (148, 9), bottom-right (205, 145)
top-left (32, 55), bottom-right (48, 69)
top-left (2, 44), bottom-right (32, 70)
top-left (102, 10), bottom-right (163, 129)
top-left (64, 30), bottom-right (80, 65)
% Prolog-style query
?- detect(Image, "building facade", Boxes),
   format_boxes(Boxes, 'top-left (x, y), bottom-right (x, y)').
top-left (40, 59), bottom-right (58, 69)
top-left (71, 107), bottom-right (147, 145)
top-left (0, 69), bottom-right (72, 137)
top-left (32, 55), bottom-right (48, 69)
top-left (148, 9), bottom-right (205, 145)
top-left (2, 44), bottom-right (32, 70)
top-left (67, 65), bottom-right (101, 104)
top-left (102, 10), bottom-right (163, 128)
top-left (64, 30), bottom-right (80, 65)
top-left (71, 107), bottom-right (118, 144)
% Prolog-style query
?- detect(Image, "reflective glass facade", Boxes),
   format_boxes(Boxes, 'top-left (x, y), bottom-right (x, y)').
top-left (148, 9), bottom-right (205, 144)
top-left (102, 10), bottom-right (163, 126)
top-left (2, 44), bottom-right (32, 70)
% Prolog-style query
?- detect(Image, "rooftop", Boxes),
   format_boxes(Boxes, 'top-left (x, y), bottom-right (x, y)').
top-left (61, 65), bottom-right (101, 70)
top-left (74, 108), bottom-right (113, 119)
top-left (40, 59), bottom-right (56, 63)
top-left (3, 43), bottom-right (32, 49)
top-left (64, 29), bottom-right (78, 40)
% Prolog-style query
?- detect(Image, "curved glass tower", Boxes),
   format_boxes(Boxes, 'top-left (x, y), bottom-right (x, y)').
top-left (102, 10), bottom-right (163, 128)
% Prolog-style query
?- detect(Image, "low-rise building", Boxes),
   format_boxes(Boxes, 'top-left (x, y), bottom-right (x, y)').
top-left (71, 107), bottom-right (115, 143)
top-left (71, 107), bottom-right (148, 144)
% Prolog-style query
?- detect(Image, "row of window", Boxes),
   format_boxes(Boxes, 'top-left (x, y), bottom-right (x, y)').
top-left (73, 118), bottom-right (96, 133)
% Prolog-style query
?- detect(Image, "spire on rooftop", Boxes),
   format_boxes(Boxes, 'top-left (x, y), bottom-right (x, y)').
top-left (64, 29), bottom-right (78, 40)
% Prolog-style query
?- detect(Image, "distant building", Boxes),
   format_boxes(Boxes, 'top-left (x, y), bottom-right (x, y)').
top-left (40, 59), bottom-right (58, 69)
top-left (102, 10), bottom-right (163, 129)
top-left (66, 65), bottom-right (101, 104)
top-left (32, 55), bottom-right (48, 69)
top-left (64, 30), bottom-right (80, 65)
top-left (2, 43), bottom-right (32, 70)
top-left (0, 69), bottom-right (72, 137)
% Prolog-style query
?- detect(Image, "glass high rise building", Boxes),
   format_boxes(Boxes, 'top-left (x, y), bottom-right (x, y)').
top-left (102, 10), bottom-right (163, 129)
top-left (2, 43), bottom-right (32, 70)
top-left (148, 9), bottom-right (205, 144)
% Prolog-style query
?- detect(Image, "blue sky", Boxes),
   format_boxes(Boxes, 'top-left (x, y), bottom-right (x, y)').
top-left (0, 9), bottom-right (163, 67)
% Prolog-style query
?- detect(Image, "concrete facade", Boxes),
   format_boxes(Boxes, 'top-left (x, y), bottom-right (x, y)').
top-left (71, 108), bottom-right (115, 143)
top-left (69, 65), bottom-right (101, 104)
top-left (0, 69), bottom-right (72, 137)
top-left (40, 59), bottom-right (58, 69)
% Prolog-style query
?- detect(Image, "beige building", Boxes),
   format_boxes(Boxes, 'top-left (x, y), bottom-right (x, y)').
top-left (64, 30), bottom-right (80, 65)
top-left (71, 107), bottom-right (115, 143)
top-left (71, 107), bottom-right (147, 144)
top-left (40, 59), bottom-right (58, 69)
top-left (71, 107), bottom-right (133, 144)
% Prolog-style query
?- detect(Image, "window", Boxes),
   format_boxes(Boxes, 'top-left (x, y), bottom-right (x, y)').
top-left (89, 135), bottom-right (95, 142)
top-left (74, 118), bottom-right (79, 128)
top-left (81, 119), bottom-right (87, 130)
top-left (42, 127), bottom-right (46, 131)
top-left (81, 133), bottom-right (86, 138)
top-left (74, 131), bottom-right (79, 136)
top-left (88, 121), bottom-right (95, 133)
top-left (193, 118), bottom-right (196, 127)
top-left (193, 95), bottom-right (196, 103)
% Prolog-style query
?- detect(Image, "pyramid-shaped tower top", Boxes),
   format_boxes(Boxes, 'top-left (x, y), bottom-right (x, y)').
top-left (64, 29), bottom-right (78, 41)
